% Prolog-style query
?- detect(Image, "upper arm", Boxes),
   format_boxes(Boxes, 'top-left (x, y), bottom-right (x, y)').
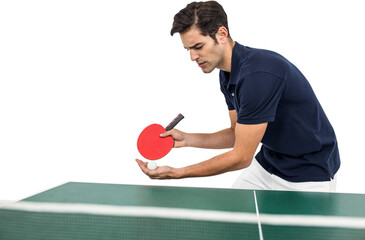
top-left (232, 122), bottom-right (268, 168)
top-left (236, 73), bottom-right (285, 124)
top-left (229, 110), bottom-right (237, 130)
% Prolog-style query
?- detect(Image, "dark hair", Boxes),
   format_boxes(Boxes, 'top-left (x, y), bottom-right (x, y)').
top-left (170, 1), bottom-right (230, 41)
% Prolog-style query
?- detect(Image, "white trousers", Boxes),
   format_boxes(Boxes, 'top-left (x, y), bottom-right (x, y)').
top-left (232, 158), bottom-right (337, 192)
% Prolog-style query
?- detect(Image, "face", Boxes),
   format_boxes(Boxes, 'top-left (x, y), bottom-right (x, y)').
top-left (180, 27), bottom-right (225, 73)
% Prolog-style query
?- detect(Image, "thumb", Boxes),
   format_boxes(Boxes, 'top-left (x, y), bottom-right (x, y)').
top-left (160, 130), bottom-right (171, 137)
top-left (160, 131), bottom-right (170, 137)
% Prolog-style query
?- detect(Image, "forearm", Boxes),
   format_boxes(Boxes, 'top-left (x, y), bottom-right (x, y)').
top-left (185, 128), bottom-right (235, 149)
top-left (174, 150), bottom-right (252, 179)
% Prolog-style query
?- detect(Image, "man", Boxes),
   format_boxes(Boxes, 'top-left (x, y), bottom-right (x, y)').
top-left (136, 1), bottom-right (340, 192)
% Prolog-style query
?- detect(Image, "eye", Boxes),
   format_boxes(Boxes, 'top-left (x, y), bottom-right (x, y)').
top-left (195, 45), bottom-right (203, 50)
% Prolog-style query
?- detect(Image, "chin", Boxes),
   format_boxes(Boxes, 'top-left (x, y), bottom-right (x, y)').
top-left (200, 65), bottom-right (215, 73)
top-left (201, 68), bottom-right (215, 74)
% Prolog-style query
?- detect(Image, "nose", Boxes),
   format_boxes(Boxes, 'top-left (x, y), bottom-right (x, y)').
top-left (190, 50), bottom-right (199, 61)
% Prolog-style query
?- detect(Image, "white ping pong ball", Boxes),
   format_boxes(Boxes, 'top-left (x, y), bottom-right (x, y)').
top-left (147, 161), bottom-right (157, 170)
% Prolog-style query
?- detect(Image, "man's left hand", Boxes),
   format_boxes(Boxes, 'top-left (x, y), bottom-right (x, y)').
top-left (135, 159), bottom-right (179, 179)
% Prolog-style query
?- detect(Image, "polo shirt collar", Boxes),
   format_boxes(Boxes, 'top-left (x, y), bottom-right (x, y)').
top-left (225, 42), bottom-right (246, 88)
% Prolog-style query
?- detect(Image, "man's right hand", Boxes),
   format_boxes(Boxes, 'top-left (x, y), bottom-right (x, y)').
top-left (160, 129), bottom-right (189, 148)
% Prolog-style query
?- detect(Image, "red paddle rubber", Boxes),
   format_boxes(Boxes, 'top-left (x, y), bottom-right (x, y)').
top-left (137, 124), bottom-right (174, 160)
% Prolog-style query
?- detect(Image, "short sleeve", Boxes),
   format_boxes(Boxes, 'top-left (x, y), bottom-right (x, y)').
top-left (236, 72), bottom-right (286, 124)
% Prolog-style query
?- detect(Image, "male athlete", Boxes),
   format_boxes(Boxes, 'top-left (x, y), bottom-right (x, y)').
top-left (136, 1), bottom-right (340, 192)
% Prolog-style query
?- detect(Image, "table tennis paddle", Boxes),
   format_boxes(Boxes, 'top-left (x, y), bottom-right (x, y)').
top-left (137, 114), bottom-right (184, 160)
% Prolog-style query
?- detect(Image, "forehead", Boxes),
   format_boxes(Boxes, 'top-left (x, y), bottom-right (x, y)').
top-left (180, 27), bottom-right (212, 48)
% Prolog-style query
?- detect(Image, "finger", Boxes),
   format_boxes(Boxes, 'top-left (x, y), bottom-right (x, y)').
top-left (173, 141), bottom-right (182, 148)
top-left (135, 159), bottom-right (151, 175)
top-left (136, 159), bottom-right (158, 174)
top-left (160, 130), bottom-right (173, 138)
top-left (135, 158), bottom-right (146, 167)
top-left (136, 159), bottom-right (162, 180)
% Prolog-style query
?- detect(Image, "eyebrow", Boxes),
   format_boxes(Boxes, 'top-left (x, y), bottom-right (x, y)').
top-left (185, 42), bottom-right (203, 50)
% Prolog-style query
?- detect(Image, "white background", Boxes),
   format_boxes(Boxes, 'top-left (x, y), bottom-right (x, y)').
top-left (1, 0), bottom-right (364, 200)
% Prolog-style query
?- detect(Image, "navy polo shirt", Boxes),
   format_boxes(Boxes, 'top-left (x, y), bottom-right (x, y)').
top-left (220, 42), bottom-right (340, 182)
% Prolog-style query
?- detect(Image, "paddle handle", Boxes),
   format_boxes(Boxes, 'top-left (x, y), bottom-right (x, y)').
top-left (165, 114), bottom-right (184, 131)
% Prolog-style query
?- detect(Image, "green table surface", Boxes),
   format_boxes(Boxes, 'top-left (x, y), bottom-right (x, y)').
top-left (1, 182), bottom-right (364, 240)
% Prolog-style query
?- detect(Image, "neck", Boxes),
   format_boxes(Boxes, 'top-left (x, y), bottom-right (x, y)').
top-left (220, 39), bottom-right (235, 72)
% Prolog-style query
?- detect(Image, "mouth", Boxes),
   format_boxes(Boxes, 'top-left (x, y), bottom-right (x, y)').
top-left (197, 61), bottom-right (207, 68)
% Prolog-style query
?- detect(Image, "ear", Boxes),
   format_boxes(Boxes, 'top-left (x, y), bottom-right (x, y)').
top-left (216, 26), bottom-right (229, 44)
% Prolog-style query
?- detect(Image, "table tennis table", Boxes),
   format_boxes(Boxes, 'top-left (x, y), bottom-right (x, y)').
top-left (1, 182), bottom-right (364, 239)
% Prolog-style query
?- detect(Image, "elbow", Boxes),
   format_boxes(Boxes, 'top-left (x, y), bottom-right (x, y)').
top-left (230, 152), bottom-right (253, 171)
top-left (236, 157), bottom-right (252, 170)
